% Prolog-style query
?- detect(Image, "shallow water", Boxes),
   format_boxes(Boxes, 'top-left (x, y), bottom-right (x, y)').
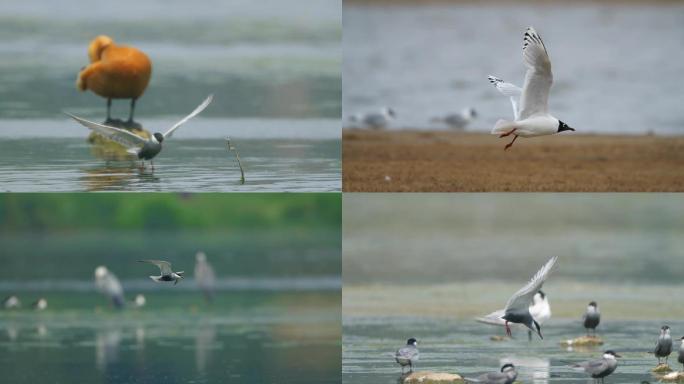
top-left (0, 291), bottom-right (341, 384)
top-left (343, 316), bottom-right (682, 384)
top-left (0, 131), bottom-right (340, 192)
top-left (343, 3), bottom-right (684, 135)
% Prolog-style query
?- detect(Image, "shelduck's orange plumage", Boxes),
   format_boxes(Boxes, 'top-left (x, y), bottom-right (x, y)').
top-left (77, 35), bottom-right (152, 124)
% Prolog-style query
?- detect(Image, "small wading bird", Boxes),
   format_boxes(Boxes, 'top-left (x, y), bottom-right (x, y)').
top-left (138, 260), bottom-right (184, 285)
top-left (484, 256), bottom-right (558, 340)
top-left (572, 350), bottom-right (621, 383)
top-left (94, 266), bottom-right (125, 309)
top-left (194, 252), bottom-right (216, 303)
top-left (77, 35), bottom-right (152, 128)
top-left (477, 290), bottom-right (551, 341)
top-left (66, 95), bottom-right (213, 168)
top-left (489, 27), bottom-right (575, 150)
top-left (349, 107), bottom-right (396, 129)
top-left (464, 363), bottom-right (517, 384)
top-left (583, 301), bottom-right (600, 336)
top-left (431, 108), bottom-right (477, 130)
top-left (395, 338), bottom-right (419, 373)
top-left (655, 325), bottom-right (673, 365)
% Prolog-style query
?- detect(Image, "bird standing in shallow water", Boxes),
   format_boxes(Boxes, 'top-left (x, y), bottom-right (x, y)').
top-left (572, 350), bottom-right (621, 383)
top-left (77, 35), bottom-right (152, 128)
top-left (395, 338), bottom-right (419, 373)
top-left (583, 301), bottom-right (600, 336)
top-left (655, 325), bottom-right (673, 365)
top-left (465, 363), bottom-right (517, 384)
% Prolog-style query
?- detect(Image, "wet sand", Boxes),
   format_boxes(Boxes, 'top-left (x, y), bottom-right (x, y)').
top-left (343, 129), bottom-right (684, 192)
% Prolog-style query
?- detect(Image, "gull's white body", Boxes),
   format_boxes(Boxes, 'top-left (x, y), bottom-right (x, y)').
top-left (489, 27), bottom-right (573, 149)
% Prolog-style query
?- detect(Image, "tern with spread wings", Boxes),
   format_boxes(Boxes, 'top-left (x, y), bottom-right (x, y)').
top-left (138, 260), bottom-right (184, 285)
top-left (66, 94), bottom-right (213, 167)
top-left (484, 256), bottom-right (558, 340)
top-left (489, 27), bottom-right (574, 150)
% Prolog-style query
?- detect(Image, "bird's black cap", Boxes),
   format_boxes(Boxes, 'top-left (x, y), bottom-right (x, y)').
top-left (154, 132), bottom-right (164, 143)
top-left (500, 363), bottom-right (515, 372)
top-left (406, 338), bottom-right (417, 345)
top-left (557, 120), bottom-right (575, 133)
top-left (589, 301), bottom-right (597, 307)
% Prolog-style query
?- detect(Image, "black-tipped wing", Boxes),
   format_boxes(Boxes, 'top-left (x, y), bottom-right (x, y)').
top-left (519, 27), bottom-right (553, 120)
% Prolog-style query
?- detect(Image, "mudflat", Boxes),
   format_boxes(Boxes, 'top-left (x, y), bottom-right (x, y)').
top-left (343, 129), bottom-right (684, 192)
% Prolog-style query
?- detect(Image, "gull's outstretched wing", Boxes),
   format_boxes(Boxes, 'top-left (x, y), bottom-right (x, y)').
top-left (518, 27), bottom-right (553, 120)
top-left (138, 259), bottom-right (173, 276)
top-left (66, 113), bottom-right (147, 151)
top-left (504, 256), bottom-right (558, 314)
top-left (475, 308), bottom-right (506, 326)
top-left (488, 75), bottom-right (522, 121)
top-left (163, 94), bottom-right (213, 139)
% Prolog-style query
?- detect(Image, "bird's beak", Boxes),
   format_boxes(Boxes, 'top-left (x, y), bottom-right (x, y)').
top-left (614, 353), bottom-right (622, 358)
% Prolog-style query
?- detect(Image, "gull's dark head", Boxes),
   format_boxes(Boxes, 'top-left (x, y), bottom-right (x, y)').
top-left (406, 338), bottom-right (417, 346)
top-left (558, 120), bottom-right (575, 133)
top-left (153, 133), bottom-right (164, 143)
top-left (468, 108), bottom-right (477, 118)
top-left (500, 363), bottom-right (515, 373)
top-left (589, 301), bottom-right (597, 308)
top-left (662, 325), bottom-right (671, 332)
top-left (386, 107), bottom-right (397, 118)
top-left (604, 350), bottom-right (621, 358)
top-left (537, 290), bottom-right (546, 299)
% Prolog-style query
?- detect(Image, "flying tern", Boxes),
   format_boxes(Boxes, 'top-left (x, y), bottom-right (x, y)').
top-left (138, 260), bottom-right (184, 285)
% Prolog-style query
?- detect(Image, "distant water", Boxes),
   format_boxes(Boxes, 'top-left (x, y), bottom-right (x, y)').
top-left (0, 291), bottom-right (340, 384)
top-left (343, 3), bottom-right (684, 135)
top-left (344, 316), bottom-right (683, 384)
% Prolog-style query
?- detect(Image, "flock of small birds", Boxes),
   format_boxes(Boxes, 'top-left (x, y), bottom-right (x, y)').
top-left (2, 251), bottom-right (216, 312)
top-left (390, 256), bottom-right (684, 383)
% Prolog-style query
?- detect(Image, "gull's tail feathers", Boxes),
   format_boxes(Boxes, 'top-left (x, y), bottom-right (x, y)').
top-left (491, 119), bottom-right (516, 135)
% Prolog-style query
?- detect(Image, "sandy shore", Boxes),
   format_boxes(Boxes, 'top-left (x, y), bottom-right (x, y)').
top-left (343, 129), bottom-right (684, 192)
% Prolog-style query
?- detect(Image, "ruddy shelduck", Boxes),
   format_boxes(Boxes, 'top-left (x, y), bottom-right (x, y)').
top-left (77, 35), bottom-right (152, 127)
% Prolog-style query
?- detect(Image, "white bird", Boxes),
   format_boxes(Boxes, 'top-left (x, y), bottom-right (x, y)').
top-left (477, 290), bottom-right (551, 341)
top-left (194, 251), bottom-right (216, 302)
top-left (32, 298), bottom-right (48, 311)
top-left (489, 27), bottom-right (574, 150)
top-left (2, 295), bottom-right (21, 309)
top-left (138, 259), bottom-right (184, 285)
top-left (431, 107), bottom-right (477, 130)
top-left (66, 94), bottom-right (213, 167)
top-left (349, 107), bottom-right (396, 129)
top-left (133, 294), bottom-right (146, 308)
top-left (484, 256), bottom-right (558, 339)
top-left (94, 266), bottom-right (125, 309)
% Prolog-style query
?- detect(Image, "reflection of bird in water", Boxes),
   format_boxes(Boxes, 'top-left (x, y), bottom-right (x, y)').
top-left (32, 298), bottom-right (48, 311)
top-left (95, 328), bottom-right (122, 372)
top-left (195, 322), bottom-right (218, 375)
top-left (431, 108), bottom-right (477, 130)
top-left (94, 266), bottom-right (125, 309)
top-left (77, 35), bottom-right (152, 128)
top-left (133, 294), bottom-right (146, 308)
top-left (2, 295), bottom-right (21, 309)
top-left (81, 164), bottom-right (159, 192)
top-left (194, 252), bottom-right (216, 302)
top-left (138, 260), bottom-right (184, 285)
top-left (477, 290), bottom-right (551, 341)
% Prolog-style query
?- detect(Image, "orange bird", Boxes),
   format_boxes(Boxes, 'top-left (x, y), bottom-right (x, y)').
top-left (77, 35), bottom-right (152, 127)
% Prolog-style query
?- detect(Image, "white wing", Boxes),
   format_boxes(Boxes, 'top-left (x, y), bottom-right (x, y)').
top-left (476, 309), bottom-right (506, 326)
top-left (66, 113), bottom-right (147, 150)
top-left (518, 27), bottom-right (553, 120)
top-left (504, 256), bottom-right (558, 314)
top-left (138, 259), bottom-right (173, 275)
top-left (163, 94), bottom-right (213, 139)
top-left (488, 75), bottom-right (522, 121)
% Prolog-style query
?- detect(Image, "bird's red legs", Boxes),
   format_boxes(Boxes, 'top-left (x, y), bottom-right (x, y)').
top-left (499, 128), bottom-right (517, 138)
top-left (504, 135), bottom-right (518, 151)
top-left (505, 321), bottom-right (512, 337)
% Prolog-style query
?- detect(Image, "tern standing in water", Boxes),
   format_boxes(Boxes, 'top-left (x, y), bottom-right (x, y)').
top-left (655, 325), bottom-right (673, 365)
top-left (476, 290), bottom-right (550, 341)
top-left (464, 363), bottom-right (517, 384)
top-left (583, 301), bottom-right (600, 336)
top-left (572, 351), bottom-right (621, 383)
top-left (395, 338), bottom-right (419, 373)
top-left (94, 266), bottom-right (125, 309)
top-left (489, 27), bottom-right (575, 150)
top-left (138, 260), bottom-right (185, 285)
top-left (483, 256), bottom-right (558, 339)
